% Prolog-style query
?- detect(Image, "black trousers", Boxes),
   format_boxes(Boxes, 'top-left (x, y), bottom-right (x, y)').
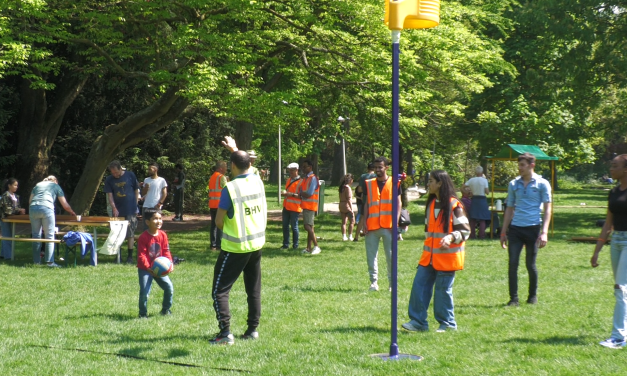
top-left (209, 208), bottom-right (222, 248)
top-left (173, 187), bottom-right (184, 217)
top-left (212, 249), bottom-right (262, 335)
top-left (507, 225), bottom-right (540, 300)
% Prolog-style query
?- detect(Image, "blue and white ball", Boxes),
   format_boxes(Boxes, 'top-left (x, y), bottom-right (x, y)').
top-left (151, 256), bottom-right (173, 277)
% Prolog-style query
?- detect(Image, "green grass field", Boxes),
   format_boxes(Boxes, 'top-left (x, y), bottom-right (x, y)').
top-left (1, 187), bottom-right (623, 375)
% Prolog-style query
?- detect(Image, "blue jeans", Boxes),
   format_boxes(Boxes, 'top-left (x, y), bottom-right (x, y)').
top-left (407, 264), bottom-right (457, 330)
top-left (138, 268), bottom-right (173, 316)
top-left (507, 225), bottom-right (540, 300)
top-left (1, 221), bottom-right (13, 259)
top-left (30, 205), bottom-right (56, 264)
top-left (610, 231), bottom-right (627, 341)
top-left (282, 208), bottom-right (299, 248)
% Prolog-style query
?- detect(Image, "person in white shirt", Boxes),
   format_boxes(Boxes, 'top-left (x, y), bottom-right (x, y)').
top-left (141, 162), bottom-right (168, 229)
top-left (464, 166), bottom-right (491, 239)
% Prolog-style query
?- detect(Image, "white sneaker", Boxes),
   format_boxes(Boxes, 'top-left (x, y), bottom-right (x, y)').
top-left (349, 235), bottom-right (354, 241)
top-left (369, 282), bottom-right (379, 291)
top-left (301, 249), bottom-right (311, 254)
top-left (47, 262), bottom-right (62, 268)
top-left (311, 246), bottom-right (321, 255)
top-left (342, 235), bottom-right (348, 241)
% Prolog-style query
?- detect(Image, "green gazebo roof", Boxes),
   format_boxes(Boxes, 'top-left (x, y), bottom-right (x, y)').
top-left (485, 144), bottom-right (559, 161)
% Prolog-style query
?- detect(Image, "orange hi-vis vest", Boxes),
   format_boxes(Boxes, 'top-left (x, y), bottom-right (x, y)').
top-left (283, 177), bottom-right (303, 213)
top-left (419, 197), bottom-right (465, 271)
top-left (208, 171), bottom-right (225, 209)
top-left (365, 177), bottom-right (397, 231)
top-left (300, 173), bottom-right (319, 212)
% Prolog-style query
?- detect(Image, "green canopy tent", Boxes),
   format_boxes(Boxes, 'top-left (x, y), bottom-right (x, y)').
top-left (485, 144), bottom-right (559, 237)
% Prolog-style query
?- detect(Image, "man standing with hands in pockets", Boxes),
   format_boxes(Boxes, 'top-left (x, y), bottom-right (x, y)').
top-left (500, 152), bottom-right (552, 306)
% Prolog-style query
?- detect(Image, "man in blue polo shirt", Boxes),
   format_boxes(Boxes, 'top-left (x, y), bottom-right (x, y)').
top-left (500, 152), bottom-right (552, 307)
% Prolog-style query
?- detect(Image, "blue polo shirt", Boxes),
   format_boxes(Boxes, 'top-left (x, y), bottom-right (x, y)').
top-left (506, 173), bottom-right (552, 227)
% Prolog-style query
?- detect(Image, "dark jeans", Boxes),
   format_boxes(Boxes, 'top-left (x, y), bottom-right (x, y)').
top-left (209, 208), bottom-right (222, 249)
top-left (282, 208), bottom-right (299, 248)
top-left (212, 249), bottom-right (262, 335)
top-left (173, 187), bottom-right (184, 217)
top-left (507, 225), bottom-right (540, 301)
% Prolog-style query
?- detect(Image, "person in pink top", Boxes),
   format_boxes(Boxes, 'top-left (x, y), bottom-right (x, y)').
top-left (137, 208), bottom-right (174, 318)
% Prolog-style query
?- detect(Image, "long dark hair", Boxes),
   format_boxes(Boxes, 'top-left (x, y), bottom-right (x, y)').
top-left (426, 170), bottom-right (458, 233)
top-left (339, 174), bottom-right (353, 193)
top-left (2, 178), bottom-right (17, 193)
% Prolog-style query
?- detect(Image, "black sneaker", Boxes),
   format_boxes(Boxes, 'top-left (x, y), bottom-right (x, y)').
top-left (126, 256), bottom-right (134, 264)
top-left (160, 309), bottom-right (172, 316)
top-left (507, 299), bottom-right (519, 307)
top-left (209, 333), bottom-right (234, 345)
top-left (280, 245), bottom-right (289, 250)
top-left (526, 296), bottom-right (538, 304)
top-left (241, 331), bottom-right (259, 340)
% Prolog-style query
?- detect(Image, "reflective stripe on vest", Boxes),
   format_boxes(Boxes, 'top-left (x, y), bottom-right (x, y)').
top-left (221, 176), bottom-right (267, 253)
top-left (419, 197), bottom-right (465, 271)
top-left (208, 172), bottom-right (224, 209)
top-left (283, 177), bottom-right (303, 213)
top-left (366, 178), bottom-right (395, 230)
top-left (300, 174), bottom-right (319, 212)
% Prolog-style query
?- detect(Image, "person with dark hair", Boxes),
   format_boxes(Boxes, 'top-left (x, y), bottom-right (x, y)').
top-left (363, 156), bottom-right (401, 291)
top-left (208, 161), bottom-right (228, 251)
top-left (281, 162), bottom-right (302, 250)
top-left (136, 208), bottom-right (174, 318)
top-left (210, 136), bottom-right (267, 345)
top-left (29, 175), bottom-right (76, 266)
top-left (464, 166), bottom-right (491, 239)
top-left (104, 160), bottom-right (140, 264)
top-left (591, 154), bottom-right (627, 349)
top-left (354, 162), bottom-right (375, 241)
top-left (338, 174), bottom-right (355, 241)
top-left (172, 163), bottom-right (185, 221)
top-left (403, 170), bottom-right (469, 332)
top-left (141, 162), bottom-right (168, 230)
top-left (1, 178), bottom-right (26, 259)
top-left (500, 152), bottom-right (552, 306)
top-left (299, 159), bottom-right (321, 255)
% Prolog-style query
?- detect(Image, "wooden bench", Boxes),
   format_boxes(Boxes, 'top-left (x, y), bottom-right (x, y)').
top-left (0, 237), bottom-right (62, 263)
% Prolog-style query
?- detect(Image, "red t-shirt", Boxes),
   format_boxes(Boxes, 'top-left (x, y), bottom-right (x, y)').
top-left (136, 230), bottom-right (173, 271)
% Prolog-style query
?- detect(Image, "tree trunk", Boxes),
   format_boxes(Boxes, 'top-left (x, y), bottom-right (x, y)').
top-left (15, 74), bottom-right (88, 205)
top-left (69, 88), bottom-right (189, 213)
top-left (234, 120), bottom-right (253, 151)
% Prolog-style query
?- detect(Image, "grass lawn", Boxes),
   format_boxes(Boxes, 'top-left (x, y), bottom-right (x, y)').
top-left (1, 187), bottom-right (624, 375)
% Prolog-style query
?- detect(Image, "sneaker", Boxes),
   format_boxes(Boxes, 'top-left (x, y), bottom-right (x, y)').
top-left (599, 338), bottom-right (626, 349)
top-left (507, 299), bottom-right (519, 307)
top-left (139, 314), bottom-right (148, 319)
top-left (172, 216), bottom-right (181, 221)
top-left (47, 262), bottom-right (62, 268)
top-left (526, 296), bottom-right (538, 304)
top-left (126, 256), bottom-right (134, 265)
top-left (311, 246), bottom-right (321, 255)
top-left (209, 333), bottom-right (234, 345)
top-left (436, 325), bottom-right (456, 333)
top-left (241, 331), bottom-right (259, 340)
top-left (401, 322), bottom-right (428, 332)
top-left (369, 282), bottom-right (379, 291)
top-left (302, 249), bottom-right (312, 254)
top-left (280, 245), bottom-right (289, 250)
top-left (160, 309), bottom-right (172, 316)
top-left (342, 235), bottom-right (348, 241)
top-left (349, 235), bottom-right (354, 241)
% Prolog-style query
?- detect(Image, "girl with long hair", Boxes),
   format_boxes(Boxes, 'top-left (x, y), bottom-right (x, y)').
top-left (1, 178), bottom-right (26, 259)
top-left (402, 170), bottom-right (469, 332)
top-left (338, 174), bottom-right (355, 241)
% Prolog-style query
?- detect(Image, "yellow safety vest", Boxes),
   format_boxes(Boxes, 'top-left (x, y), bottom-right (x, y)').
top-left (221, 175), bottom-right (267, 253)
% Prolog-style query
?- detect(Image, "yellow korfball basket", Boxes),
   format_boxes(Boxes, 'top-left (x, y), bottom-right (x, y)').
top-left (385, 0), bottom-right (440, 30)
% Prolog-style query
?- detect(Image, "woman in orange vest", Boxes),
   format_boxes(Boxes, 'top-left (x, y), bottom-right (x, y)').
top-left (402, 170), bottom-right (470, 333)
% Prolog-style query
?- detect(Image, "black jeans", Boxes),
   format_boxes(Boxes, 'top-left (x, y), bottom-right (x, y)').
top-left (212, 249), bottom-right (262, 335)
top-left (209, 208), bottom-right (222, 249)
top-left (507, 225), bottom-right (540, 301)
top-left (173, 187), bottom-right (184, 217)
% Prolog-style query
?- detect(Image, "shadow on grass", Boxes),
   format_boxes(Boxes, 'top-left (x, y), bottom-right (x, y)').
top-left (319, 325), bottom-right (390, 334)
top-left (65, 312), bottom-right (138, 322)
top-left (281, 285), bottom-right (360, 293)
top-left (501, 336), bottom-right (589, 346)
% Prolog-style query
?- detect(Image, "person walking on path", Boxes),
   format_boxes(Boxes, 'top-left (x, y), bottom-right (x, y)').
top-left (339, 173), bottom-right (355, 241)
top-left (208, 161), bottom-right (228, 251)
top-left (29, 176), bottom-right (76, 266)
top-left (104, 160), bottom-right (140, 264)
top-left (141, 162), bottom-right (168, 230)
top-left (500, 152), bottom-right (552, 306)
top-left (591, 154), bottom-right (627, 349)
top-left (172, 163), bottom-right (185, 221)
top-left (363, 156), bottom-right (401, 291)
top-left (1, 178), bottom-right (26, 259)
top-left (464, 166), bottom-right (491, 239)
top-left (281, 162), bottom-right (302, 250)
top-left (354, 162), bottom-right (375, 241)
top-left (210, 137), bottom-right (267, 345)
top-left (300, 160), bottom-right (321, 255)
top-left (402, 170), bottom-right (469, 333)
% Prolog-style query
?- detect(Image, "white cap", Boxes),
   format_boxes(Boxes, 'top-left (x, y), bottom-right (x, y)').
top-left (287, 162), bottom-right (299, 169)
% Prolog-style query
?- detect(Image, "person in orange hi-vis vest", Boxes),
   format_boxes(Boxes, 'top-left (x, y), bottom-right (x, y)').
top-left (362, 156), bottom-right (401, 292)
top-left (281, 162), bottom-right (302, 250)
top-left (402, 170), bottom-right (470, 333)
top-left (208, 161), bottom-right (228, 251)
top-left (299, 160), bottom-right (321, 255)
